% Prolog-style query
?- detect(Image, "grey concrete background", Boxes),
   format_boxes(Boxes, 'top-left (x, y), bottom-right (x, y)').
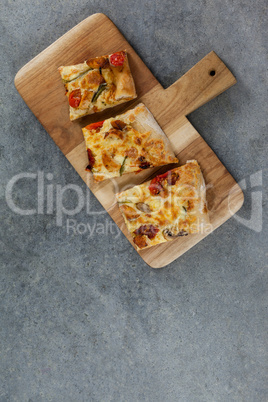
top-left (0, 0), bottom-right (267, 401)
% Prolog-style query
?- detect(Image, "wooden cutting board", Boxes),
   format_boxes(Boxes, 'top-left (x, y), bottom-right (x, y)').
top-left (14, 13), bottom-right (244, 268)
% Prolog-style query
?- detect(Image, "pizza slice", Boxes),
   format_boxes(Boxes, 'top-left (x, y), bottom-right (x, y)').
top-left (58, 51), bottom-right (137, 120)
top-left (116, 160), bottom-right (210, 250)
top-left (82, 103), bottom-right (178, 182)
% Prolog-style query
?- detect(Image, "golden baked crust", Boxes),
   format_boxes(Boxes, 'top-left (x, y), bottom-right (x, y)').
top-left (58, 51), bottom-right (137, 120)
top-left (82, 103), bottom-right (178, 182)
top-left (116, 160), bottom-right (210, 249)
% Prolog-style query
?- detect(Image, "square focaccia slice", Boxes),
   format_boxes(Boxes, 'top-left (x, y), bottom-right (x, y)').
top-left (58, 51), bottom-right (137, 120)
top-left (82, 103), bottom-right (178, 182)
top-left (116, 160), bottom-right (210, 250)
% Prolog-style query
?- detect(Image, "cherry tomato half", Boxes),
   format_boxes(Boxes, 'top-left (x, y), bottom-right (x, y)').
top-left (69, 89), bottom-right (81, 108)
top-left (85, 121), bottom-right (105, 131)
top-left (148, 172), bottom-right (169, 195)
top-left (109, 51), bottom-right (125, 66)
top-left (148, 171), bottom-right (178, 195)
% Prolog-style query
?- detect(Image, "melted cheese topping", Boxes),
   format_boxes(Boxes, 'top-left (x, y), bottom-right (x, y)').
top-left (58, 62), bottom-right (91, 82)
top-left (116, 160), bottom-right (210, 249)
top-left (82, 104), bottom-right (178, 182)
top-left (58, 51), bottom-right (137, 120)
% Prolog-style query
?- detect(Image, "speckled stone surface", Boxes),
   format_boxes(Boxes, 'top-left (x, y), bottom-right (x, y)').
top-left (0, 1), bottom-right (267, 401)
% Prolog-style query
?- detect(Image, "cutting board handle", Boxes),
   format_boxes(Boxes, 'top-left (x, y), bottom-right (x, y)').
top-left (145, 51), bottom-right (237, 127)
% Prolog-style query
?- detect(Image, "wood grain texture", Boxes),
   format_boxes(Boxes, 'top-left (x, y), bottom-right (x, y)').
top-left (14, 13), bottom-right (244, 268)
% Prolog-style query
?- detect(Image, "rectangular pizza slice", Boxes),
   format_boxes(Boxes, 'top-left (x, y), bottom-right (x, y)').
top-left (82, 103), bottom-right (178, 182)
top-left (116, 160), bottom-right (210, 250)
top-left (58, 51), bottom-right (137, 120)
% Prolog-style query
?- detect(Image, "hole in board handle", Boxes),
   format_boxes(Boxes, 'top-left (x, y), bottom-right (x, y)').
top-left (209, 70), bottom-right (216, 76)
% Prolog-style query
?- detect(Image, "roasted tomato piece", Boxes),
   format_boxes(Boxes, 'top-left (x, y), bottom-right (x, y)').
top-left (134, 224), bottom-right (159, 240)
top-left (69, 89), bottom-right (81, 108)
top-left (148, 180), bottom-right (163, 196)
top-left (149, 170), bottom-right (177, 195)
top-left (86, 149), bottom-right (95, 171)
top-left (133, 234), bottom-right (148, 249)
top-left (85, 121), bottom-right (105, 131)
top-left (155, 172), bottom-right (169, 181)
top-left (109, 51), bottom-right (126, 66)
top-left (148, 184), bottom-right (162, 195)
